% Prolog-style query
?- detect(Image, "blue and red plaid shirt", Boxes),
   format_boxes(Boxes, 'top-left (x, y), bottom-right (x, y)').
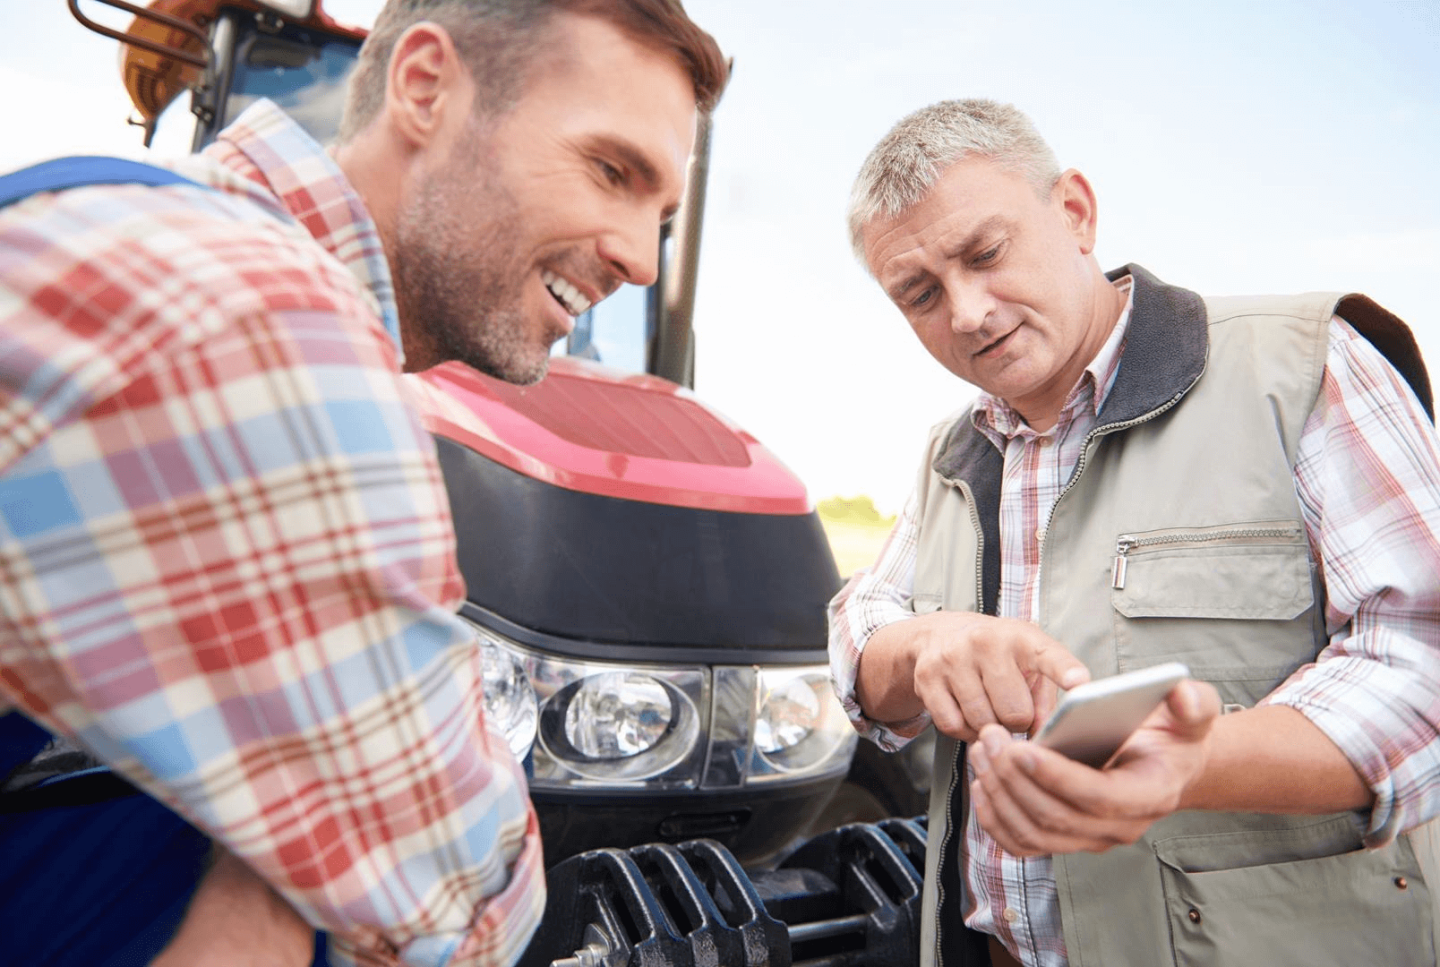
top-left (0, 101), bottom-right (544, 967)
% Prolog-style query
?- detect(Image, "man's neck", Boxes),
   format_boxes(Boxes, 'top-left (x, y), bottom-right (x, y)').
top-left (1013, 272), bottom-right (1131, 433)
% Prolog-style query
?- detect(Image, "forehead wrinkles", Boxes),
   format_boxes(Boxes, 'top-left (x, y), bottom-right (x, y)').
top-left (870, 205), bottom-right (977, 292)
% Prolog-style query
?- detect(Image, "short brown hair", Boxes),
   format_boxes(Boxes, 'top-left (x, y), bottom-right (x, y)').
top-left (337, 0), bottom-right (728, 143)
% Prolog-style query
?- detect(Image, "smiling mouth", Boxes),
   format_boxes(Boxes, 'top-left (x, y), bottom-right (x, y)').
top-left (542, 269), bottom-right (593, 316)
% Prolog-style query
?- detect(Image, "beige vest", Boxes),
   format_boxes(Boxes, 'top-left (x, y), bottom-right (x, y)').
top-left (910, 266), bottom-right (1438, 967)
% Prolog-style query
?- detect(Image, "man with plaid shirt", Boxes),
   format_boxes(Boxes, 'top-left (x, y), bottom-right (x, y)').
top-left (832, 98), bottom-right (1440, 967)
top-left (0, 2), bottom-right (726, 965)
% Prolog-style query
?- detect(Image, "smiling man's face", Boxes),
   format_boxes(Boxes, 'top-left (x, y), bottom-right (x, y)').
top-left (861, 155), bottom-right (1116, 430)
top-left (393, 11), bottom-right (696, 384)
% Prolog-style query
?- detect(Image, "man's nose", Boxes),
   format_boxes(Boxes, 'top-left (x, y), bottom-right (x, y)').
top-left (597, 207), bottom-right (662, 287)
top-left (946, 276), bottom-right (995, 334)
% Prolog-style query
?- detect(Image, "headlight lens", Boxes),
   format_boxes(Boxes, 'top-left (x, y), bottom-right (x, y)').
top-left (755, 674), bottom-right (822, 754)
top-left (478, 634), bottom-right (539, 761)
top-left (749, 669), bottom-right (855, 781)
top-left (564, 671), bottom-right (673, 758)
top-left (542, 671), bottom-right (701, 782)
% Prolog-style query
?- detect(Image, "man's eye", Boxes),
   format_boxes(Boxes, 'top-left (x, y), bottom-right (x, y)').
top-left (597, 160), bottom-right (623, 185)
top-left (973, 243), bottom-right (1001, 265)
top-left (910, 287), bottom-right (936, 309)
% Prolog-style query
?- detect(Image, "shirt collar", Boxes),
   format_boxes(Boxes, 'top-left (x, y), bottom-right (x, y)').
top-left (200, 99), bottom-right (403, 360)
top-left (971, 275), bottom-right (1135, 441)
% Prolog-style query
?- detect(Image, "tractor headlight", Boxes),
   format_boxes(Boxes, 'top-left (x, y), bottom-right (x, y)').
top-left (463, 616), bottom-right (852, 791)
top-left (754, 673), bottom-right (822, 754)
top-left (564, 672), bottom-right (677, 758)
top-left (478, 634), bottom-right (538, 761)
top-left (544, 671), bottom-right (701, 782)
top-left (748, 668), bottom-right (855, 781)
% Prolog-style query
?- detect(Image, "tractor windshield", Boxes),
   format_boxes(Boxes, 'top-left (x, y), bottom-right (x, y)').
top-left (224, 24), bottom-right (359, 144)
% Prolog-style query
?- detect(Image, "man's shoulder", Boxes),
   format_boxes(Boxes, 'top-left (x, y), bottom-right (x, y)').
top-left (162, 150), bottom-right (296, 224)
top-left (0, 168), bottom-right (393, 410)
top-left (4, 154), bottom-right (369, 313)
top-left (1202, 290), bottom-right (1349, 328)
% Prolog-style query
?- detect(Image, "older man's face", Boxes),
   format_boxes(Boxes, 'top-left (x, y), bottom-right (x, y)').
top-left (862, 157), bottom-right (1112, 430)
top-left (394, 12), bottom-right (696, 383)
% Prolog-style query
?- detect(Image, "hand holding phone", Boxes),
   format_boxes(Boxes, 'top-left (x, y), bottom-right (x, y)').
top-left (1031, 662), bottom-right (1190, 769)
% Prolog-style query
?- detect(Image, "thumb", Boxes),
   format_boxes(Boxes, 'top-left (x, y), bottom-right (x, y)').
top-left (1166, 680), bottom-right (1221, 736)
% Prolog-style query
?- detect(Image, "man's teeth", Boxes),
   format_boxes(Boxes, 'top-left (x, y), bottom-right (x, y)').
top-left (541, 270), bottom-right (592, 316)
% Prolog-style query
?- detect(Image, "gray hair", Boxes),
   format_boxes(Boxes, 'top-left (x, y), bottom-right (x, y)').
top-left (847, 98), bottom-right (1061, 264)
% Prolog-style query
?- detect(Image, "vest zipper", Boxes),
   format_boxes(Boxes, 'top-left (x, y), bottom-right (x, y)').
top-left (1037, 390), bottom-right (1189, 589)
top-left (1110, 525), bottom-right (1303, 590)
top-left (933, 478), bottom-right (984, 966)
top-left (959, 480), bottom-right (985, 616)
top-left (935, 742), bottom-right (963, 967)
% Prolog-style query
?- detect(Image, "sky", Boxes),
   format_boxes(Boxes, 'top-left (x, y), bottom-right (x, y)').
top-left (4, 0), bottom-right (1438, 514)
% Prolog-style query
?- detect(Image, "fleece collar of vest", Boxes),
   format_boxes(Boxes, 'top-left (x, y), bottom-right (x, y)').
top-left (932, 262), bottom-right (1208, 482)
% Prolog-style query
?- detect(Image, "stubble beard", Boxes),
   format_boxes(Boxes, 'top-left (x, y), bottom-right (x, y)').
top-left (392, 148), bottom-right (558, 385)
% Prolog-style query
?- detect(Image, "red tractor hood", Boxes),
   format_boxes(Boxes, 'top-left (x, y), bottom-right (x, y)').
top-left (410, 358), bottom-right (812, 516)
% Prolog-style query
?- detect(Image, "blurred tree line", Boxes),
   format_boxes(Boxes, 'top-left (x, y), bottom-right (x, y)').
top-left (816, 495), bottom-right (895, 527)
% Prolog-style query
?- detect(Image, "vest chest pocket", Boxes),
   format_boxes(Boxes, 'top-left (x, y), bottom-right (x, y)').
top-left (1108, 521), bottom-right (1319, 704)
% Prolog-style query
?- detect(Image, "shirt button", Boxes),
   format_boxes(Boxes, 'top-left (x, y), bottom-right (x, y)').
top-left (1035, 528), bottom-right (1046, 543)
top-left (1003, 907), bottom-right (1019, 923)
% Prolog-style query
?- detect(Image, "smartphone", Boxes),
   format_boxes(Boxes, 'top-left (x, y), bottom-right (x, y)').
top-left (1031, 662), bottom-right (1190, 769)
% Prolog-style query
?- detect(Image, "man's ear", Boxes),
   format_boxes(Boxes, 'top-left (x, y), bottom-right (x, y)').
top-left (1053, 168), bottom-right (1099, 256)
top-left (384, 22), bottom-right (468, 150)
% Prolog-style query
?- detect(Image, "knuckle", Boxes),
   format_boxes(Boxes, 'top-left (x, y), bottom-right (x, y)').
top-left (994, 703), bottom-right (1032, 730)
top-left (1011, 828), bottom-right (1044, 854)
top-left (1029, 801), bottom-right (1067, 831)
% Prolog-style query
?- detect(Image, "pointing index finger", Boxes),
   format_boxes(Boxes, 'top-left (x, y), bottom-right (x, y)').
top-left (1030, 639), bottom-right (1090, 692)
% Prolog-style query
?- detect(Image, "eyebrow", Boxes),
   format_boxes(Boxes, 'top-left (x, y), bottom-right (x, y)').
top-left (884, 214), bottom-right (1010, 302)
top-left (887, 270), bottom-right (930, 303)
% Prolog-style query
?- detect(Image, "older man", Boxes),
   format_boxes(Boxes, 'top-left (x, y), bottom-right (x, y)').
top-left (0, 2), bottom-right (724, 965)
top-left (830, 99), bottom-right (1440, 967)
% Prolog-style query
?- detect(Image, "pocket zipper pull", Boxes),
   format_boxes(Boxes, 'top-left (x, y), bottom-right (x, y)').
top-left (1112, 536), bottom-right (1137, 590)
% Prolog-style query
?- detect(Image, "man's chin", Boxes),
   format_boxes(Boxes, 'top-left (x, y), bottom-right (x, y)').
top-left (471, 351), bottom-right (550, 386)
top-left (507, 359), bottom-right (550, 386)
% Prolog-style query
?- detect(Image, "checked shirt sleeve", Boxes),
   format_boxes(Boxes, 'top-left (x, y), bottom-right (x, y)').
top-left (0, 184), bottom-right (543, 966)
top-left (827, 488), bottom-right (933, 751)
top-left (1265, 317), bottom-right (1440, 846)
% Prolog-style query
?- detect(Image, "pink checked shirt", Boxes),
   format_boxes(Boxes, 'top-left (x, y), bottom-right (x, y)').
top-left (829, 277), bottom-right (1440, 966)
top-left (0, 101), bottom-right (544, 967)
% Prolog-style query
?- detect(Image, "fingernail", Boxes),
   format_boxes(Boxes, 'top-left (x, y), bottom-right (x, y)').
top-left (970, 744), bottom-right (989, 775)
top-left (982, 728), bottom-right (1004, 757)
